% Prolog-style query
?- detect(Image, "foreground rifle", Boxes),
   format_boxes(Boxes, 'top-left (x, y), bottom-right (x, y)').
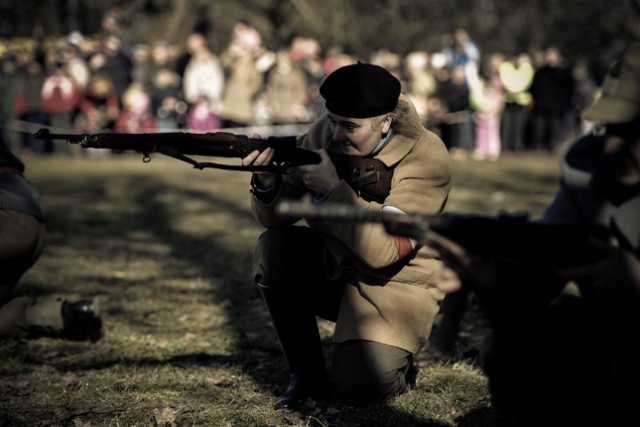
top-left (34, 128), bottom-right (320, 172)
top-left (35, 128), bottom-right (394, 202)
top-left (276, 198), bottom-right (610, 269)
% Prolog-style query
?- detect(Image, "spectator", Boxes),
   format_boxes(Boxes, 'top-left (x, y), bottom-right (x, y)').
top-left (149, 66), bottom-right (187, 130)
top-left (529, 46), bottom-right (575, 152)
top-left (14, 55), bottom-right (48, 156)
top-left (369, 47), bottom-right (404, 81)
top-left (470, 75), bottom-right (505, 161)
top-left (181, 33), bottom-right (225, 117)
top-left (403, 51), bottom-right (438, 126)
top-left (185, 95), bottom-right (219, 132)
top-left (453, 28), bottom-right (481, 69)
top-left (499, 52), bottom-right (534, 151)
top-left (294, 37), bottom-right (326, 122)
top-left (174, 33), bottom-right (200, 81)
top-left (0, 56), bottom-right (21, 152)
top-left (60, 41), bottom-right (90, 93)
top-left (89, 35), bottom-right (133, 102)
top-left (263, 48), bottom-right (312, 125)
top-left (114, 82), bottom-right (156, 133)
top-left (218, 21), bottom-right (264, 128)
top-left (75, 73), bottom-right (121, 133)
top-left (436, 63), bottom-right (475, 158)
top-left (40, 59), bottom-right (81, 154)
top-left (151, 41), bottom-right (179, 76)
top-left (130, 43), bottom-right (153, 89)
top-left (322, 45), bottom-right (352, 77)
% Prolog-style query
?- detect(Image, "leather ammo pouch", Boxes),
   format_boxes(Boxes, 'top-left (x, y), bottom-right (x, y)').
top-left (329, 153), bottom-right (394, 204)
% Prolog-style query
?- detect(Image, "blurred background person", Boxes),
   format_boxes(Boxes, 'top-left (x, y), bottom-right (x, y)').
top-left (185, 95), bottom-right (219, 132)
top-left (14, 53), bottom-right (48, 157)
top-left (470, 74), bottom-right (505, 161)
top-left (75, 73), bottom-right (121, 134)
top-left (181, 32), bottom-right (225, 124)
top-left (218, 21), bottom-right (264, 129)
top-left (436, 63), bottom-right (475, 159)
top-left (529, 46), bottom-right (575, 152)
top-left (114, 82), bottom-right (155, 133)
top-left (263, 48), bottom-right (311, 126)
top-left (403, 50), bottom-right (438, 127)
top-left (149, 66), bottom-right (187, 130)
top-left (499, 52), bottom-right (534, 152)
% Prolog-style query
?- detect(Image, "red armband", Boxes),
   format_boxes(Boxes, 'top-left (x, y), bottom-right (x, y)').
top-left (394, 235), bottom-right (414, 259)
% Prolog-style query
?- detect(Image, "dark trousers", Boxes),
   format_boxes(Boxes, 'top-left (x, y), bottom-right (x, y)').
top-left (501, 102), bottom-right (530, 151)
top-left (0, 210), bottom-right (65, 338)
top-left (252, 226), bottom-right (413, 403)
top-left (531, 107), bottom-right (565, 152)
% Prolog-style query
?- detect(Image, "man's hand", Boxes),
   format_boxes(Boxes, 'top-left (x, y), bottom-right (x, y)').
top-left (558, 238), bottom-right (640, 298)
top-left (423, 230), bottom-right (498, 294)
top-left (289, 149), bottom-right (340, 195)
top-left (241, 133), bottom-right (278, 188)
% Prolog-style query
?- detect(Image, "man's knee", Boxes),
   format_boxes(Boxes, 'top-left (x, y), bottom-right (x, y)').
top-left (330, 341), bottom-right (410, 403)
top-left (253, 228), bottom-right (295, 288)
top-left (253, 226), bottom-right (320, 289)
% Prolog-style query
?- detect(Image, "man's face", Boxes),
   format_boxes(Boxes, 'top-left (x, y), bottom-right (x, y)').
top-left (326, 112), bottom-right (391, 156)
top-left (605, 120), bottom-right (640, 186)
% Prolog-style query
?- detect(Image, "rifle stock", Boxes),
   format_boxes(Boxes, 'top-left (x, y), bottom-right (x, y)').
top-left (275, 198), bottom-right (610, 269)
top-left (34, 128), bottom-right (320, 172)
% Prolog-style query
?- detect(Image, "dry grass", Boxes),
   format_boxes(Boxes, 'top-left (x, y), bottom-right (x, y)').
top-left (0, 149), bottom-right (561, 427)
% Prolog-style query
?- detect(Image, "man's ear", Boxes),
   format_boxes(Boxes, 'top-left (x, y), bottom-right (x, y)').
top-left (381, 115), bottom-right (392, 133)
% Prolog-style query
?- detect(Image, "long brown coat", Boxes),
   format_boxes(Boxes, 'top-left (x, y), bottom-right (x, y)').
top-left (251, 114), bottom-right (452, 354)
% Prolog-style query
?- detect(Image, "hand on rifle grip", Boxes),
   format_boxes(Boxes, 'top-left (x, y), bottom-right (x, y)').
top-left (558, 238), bottom-right (640, 298)
top-left (288, 149), bottom-right (341, 195)
top-left (241, 133), bottom-right (278, 188)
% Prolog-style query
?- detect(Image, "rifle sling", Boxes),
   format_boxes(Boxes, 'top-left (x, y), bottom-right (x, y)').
top-left (195, 161), bottom-right (290, 172)
top-left (156, 146), bottom-right (396, 193)
top-left (151, 149), bottom-right (292, 172)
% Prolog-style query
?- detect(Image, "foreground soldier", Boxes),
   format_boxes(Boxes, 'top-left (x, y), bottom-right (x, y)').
top-left (242, 62), bottom-right (452, 409)
top-left (0, 130), bottom-right (103, 342)
top-left (426, 42), bottom-right (640, 427)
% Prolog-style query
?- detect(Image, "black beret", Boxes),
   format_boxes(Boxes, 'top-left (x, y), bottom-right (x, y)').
top-left (320, 62), bottom-right (401, 118)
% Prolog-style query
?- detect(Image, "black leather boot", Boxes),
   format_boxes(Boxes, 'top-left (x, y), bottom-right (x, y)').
top-left (62, 299), bottom-right (103, 342)
top-left (405, 355), bottom-right (419, 390)
top-left (257, 283), bottom-right (331, 410)
top-left (275, 370), bottom-right (330, 410)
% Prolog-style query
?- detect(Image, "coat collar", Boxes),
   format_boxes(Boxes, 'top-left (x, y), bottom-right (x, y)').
top-left (371, 130), bottom-right (418, 167)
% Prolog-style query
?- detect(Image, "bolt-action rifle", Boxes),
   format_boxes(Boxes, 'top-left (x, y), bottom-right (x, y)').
top-left (275, 197), bottom-right (611, 269)
top-left (34, 128), bottom-right (395, 203)
top-left (34, 128), bottom-right (320, 172)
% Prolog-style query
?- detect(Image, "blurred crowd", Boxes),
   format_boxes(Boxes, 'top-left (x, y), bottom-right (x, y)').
top-left (0, 8), bottom-right (626, 160)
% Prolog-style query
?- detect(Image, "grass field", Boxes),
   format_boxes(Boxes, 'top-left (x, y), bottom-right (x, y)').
top-left (0, 149), bottom-right (562, 427)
